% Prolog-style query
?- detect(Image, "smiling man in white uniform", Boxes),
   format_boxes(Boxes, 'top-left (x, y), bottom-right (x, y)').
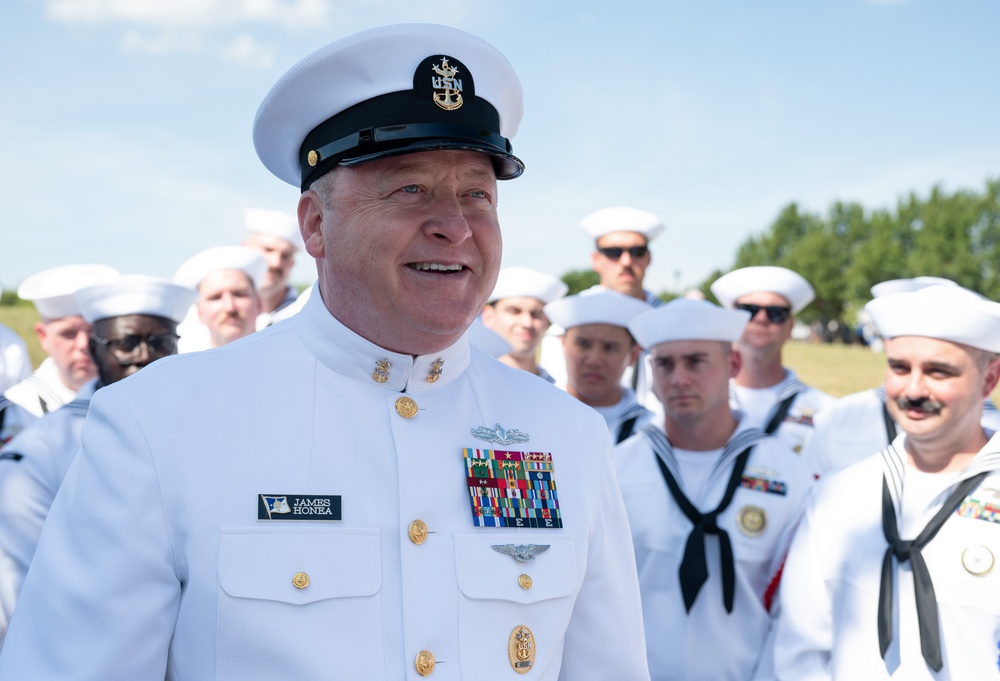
top-left (0, 24), bottom-right (650, 680)
top-left (615, 298), bottom-right (814, 680)
top-left (774, 284), bottom-right (1000, 679)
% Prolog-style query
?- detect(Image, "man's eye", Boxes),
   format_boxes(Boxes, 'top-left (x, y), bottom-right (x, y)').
top-left (401, 185), bottom-right (420, 194)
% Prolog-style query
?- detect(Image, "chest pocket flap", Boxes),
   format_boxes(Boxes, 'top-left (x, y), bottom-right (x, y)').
top-left (455, 534), bottom-right (577, 605)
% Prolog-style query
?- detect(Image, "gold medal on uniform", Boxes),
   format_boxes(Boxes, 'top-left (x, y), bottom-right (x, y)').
top-left (736, 504), bottom-right (767, 537)
top-left (508, 624), bottom-right (535, 674)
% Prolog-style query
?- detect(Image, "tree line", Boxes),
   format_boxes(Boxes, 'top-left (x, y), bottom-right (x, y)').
top-left (563, 178), bottom-right (1000, 329)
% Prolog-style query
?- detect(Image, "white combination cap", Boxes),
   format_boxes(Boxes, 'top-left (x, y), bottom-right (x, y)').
top-left (254, 23), bottom-right (524, 190)
top-left (173, 246), bottom-right (268, 291)
top-left (710, 265), bottom-right (815, 314)
top-left (243, 208), bottom-right (303, 250)
top-left (870, 276), bottom-right (957, 298)
top-left (17, 264), bottom-right (120, 320)
top-left (865, 284), bottom-right (1000, 353)
top-left (488, 266), bottom-right (568, 304)
top-left (628, 298), bottom-right (751, 351)
top-left (75, 275), bottom-right (197, 325)
top-left (468, 317), bottom-right (513, 358)
top-left (543, 288), bottom-right (651, 331)
top-left (580, 206), bottom-right (664, 242)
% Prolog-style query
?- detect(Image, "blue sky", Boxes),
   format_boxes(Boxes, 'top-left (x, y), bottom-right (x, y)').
top-left (3, 0), bottom-right (999, 294)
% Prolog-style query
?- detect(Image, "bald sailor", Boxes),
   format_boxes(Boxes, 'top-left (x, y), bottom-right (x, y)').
top-left (544, 289), bottom-right (653, 443)
top-left (0, 264), bottom-right (119, 445)
top-left (0, 274), bottom-right (193, 648)
top-left (711, 265), bottom-right (835, 451)
top-left (774, 284), bottom-right (1000, 679)
top-left (480, 266), bottom-right (567, 382)
top-left (0, 24), bottom-right (650, 680)
top-left (616, 298), bottom-right (814, 680)
top-left (173, 245), bottom-right (266, 351)
top-left (805, 277), bottom-right (1000, 475)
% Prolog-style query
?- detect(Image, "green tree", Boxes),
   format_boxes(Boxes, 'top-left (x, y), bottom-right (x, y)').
top-left (560, 269), bottom-right (599, 295)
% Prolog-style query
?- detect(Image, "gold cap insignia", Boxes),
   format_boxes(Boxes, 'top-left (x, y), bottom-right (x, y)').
top-left (307, 150), bottom-right (319, 167)
top-left (431, 56), bottom-right (463, 111)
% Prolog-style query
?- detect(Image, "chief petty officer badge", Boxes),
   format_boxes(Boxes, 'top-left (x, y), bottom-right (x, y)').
top-left (466, 423), bottom-right (562, 529)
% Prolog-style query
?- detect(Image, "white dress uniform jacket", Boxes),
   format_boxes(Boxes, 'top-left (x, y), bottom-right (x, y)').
top-left (803, 386), bottom-right (1000, 475)
top-left (773, 432), bottom-right (1000, 680)
top-left (730, 370), bottom-right (835, 454)
top-left (0, 381), bottom-right (95, 647)
top-left (0, 358), bottom-right (81, 444)
top-left (0, 291), bottom-right (650, 681)
top-left (615, 418), bottom-right (814, 680)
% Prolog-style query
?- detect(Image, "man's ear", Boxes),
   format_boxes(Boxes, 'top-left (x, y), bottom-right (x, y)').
top-left (298, 191), bottom-right (325, 258)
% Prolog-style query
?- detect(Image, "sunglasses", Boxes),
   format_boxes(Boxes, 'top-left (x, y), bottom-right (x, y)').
top-left (735, 303), bottom-right (791, 324)
top-left (597, 245), bottom-right (649, 260)
top-left (93, 333), bottom-right (179, 361)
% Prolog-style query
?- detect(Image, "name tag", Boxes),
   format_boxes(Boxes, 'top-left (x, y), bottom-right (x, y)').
top-left (258, 494), bottom-right (342, 521)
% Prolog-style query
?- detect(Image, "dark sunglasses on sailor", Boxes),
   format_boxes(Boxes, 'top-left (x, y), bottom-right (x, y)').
top-left (597, 245), bottom-right (649, 260)
top-left (92, 333), bottom-right (180, 361)
top-left (735, 303), bottom-right (792, 324)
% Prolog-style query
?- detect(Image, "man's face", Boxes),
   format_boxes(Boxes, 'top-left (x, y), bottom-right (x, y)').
top-left (562, 324), bottom-right (639, 407)
top-left (590, 232), bottom-right (651, 298)
top-left (734, 291), bottom-right (793, 352)
top-left (650, 340), bottom-right (738, 425)
top-left (35, 315), bottom-right (95, 391)
top-left (480, 296), bottom-right (549, 358)
top-left (301, 150), bottom-right (502, 354)
top-left (90, 315), bottom-right (179, 385)
top-left (196, 270), bottom-right (261, 347)
top-left (244, 233), bottom-right (297, 295)
top-left (884, 336), bottom-right (1000, 450)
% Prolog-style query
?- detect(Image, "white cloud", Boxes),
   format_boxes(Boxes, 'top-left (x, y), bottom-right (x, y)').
top-left (218, 34), bottom-right (276, 68)
top-left (121, 28), bottom-right (203, 55)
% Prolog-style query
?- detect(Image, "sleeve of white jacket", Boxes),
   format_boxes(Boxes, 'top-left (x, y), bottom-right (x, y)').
top-left (558, 435), bottom-right (651, 681)
top-left (0, 427), bottom-right (60, 647)
top-left (0, 389), bottom-right (179, 678)
top-left (771, 485), bottom-right (834, 681)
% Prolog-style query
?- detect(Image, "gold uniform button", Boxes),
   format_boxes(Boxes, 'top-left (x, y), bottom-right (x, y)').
top-left (415, 650), bottom-right (435, 676)
top-left (518, 573), bottom-right (532, 590)
top-left (292, 572), bottom-right (310, 589)
top-left (408, 519), bottom-right (429, 545)
top-left (396, 396), bottom-right (418, 418)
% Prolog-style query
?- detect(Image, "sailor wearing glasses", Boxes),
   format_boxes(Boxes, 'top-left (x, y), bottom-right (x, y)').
top-left (0, 274), bottom-right (193, 648)
top-left (0, 25), bottom-right (649, 680)
top-left (0, 264), bottom-right (119, 446)
top-left (540, 206), bottom-right (665, 406)
top-left (710, 266), bottom-right (835, 454)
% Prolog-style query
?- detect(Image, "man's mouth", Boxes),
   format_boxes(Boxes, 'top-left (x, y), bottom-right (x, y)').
top-left (410, 263), bottom-right (464, 272)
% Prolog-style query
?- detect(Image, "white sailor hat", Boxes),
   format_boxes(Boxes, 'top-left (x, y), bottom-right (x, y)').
top-left (254, 23), bottom-right (524, 190)
top-left (580, 207), bottom-right (664, 242)
top-left (173, 246), bottom-right (268, 291)
top-left (628, 298), bottom-right (751, 351)
top-left (710, 266), bottom-right (815, 314)
top-left (870, 276), bottom-right (957, 298)
top-left (17, 264), bottom-right (120, 320)
top-left (75, 275), bottom-right (197, 325)
top-left (865, 284), bottom-right (1000, 353)
top-left (488, 266), bottom-right (569, 304)
top-left (243, 208), bottom-right (303, 250)
top-left (543, 288), bottom-right (651, 331)
top-left (468, 317), bottom-right (513, 358)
